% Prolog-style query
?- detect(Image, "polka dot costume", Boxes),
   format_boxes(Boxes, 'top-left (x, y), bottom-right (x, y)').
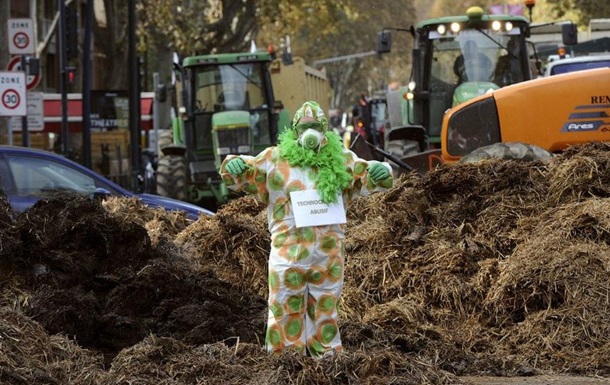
top-left (220, 117), bottom-right (393, 359)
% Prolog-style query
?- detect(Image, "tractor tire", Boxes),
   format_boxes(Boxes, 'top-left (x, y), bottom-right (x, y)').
top-left (157, 129), bottom-right (174, 152)
top-left (156, 155), bottom-right (188, 201)
top-left (386, 139), bottom-right (420, 158)
top-left (459, 142), bottom-right (552, 163)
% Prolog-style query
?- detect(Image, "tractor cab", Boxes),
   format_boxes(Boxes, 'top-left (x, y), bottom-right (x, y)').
top-left (374, 6), bottom-right (533, 174)
top-left (186, 57), bottom-right (277, 166)
top-left (406, 6), bottom-right (532, 146)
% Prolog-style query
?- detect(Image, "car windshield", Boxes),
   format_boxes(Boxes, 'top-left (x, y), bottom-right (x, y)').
top-left (550, 60), bottom-right (610, 75)
top-left (6, 154), bottom-right (116, 197)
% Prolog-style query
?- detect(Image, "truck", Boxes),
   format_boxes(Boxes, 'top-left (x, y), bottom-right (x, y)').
top-left (268, 56), bottom-right (330, 118)
top-left (438, 67), bottom-right (610, 164)
top-left (372, 6), bottom-right (574, 174)
top-left (156, 51), bottom-right (330, 209)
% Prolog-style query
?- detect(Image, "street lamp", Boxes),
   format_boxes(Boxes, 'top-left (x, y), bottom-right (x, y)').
top-left (524, 0), bottom-right (536, 22)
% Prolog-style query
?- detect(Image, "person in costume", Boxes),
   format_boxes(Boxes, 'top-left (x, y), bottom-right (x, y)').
top-left (219, 100), bottom-right (394, 357)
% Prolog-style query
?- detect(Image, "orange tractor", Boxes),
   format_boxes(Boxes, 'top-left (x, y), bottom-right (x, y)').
top-left (439, 67), bottom-right (610, 166)
top-left (360, 67), bottom-right (610, 175)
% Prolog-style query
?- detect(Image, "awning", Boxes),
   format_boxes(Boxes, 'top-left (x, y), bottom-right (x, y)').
top-left (43, 92), bottom-right (154, 133)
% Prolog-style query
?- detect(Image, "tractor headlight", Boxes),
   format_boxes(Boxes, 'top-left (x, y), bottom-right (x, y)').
top-left (237, 145), bottom-right (250, 153)
top-left (217, 147), bottom-right (230, 155)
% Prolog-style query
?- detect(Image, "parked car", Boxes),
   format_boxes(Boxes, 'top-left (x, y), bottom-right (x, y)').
top-left (0, 145), bottom-right (213, 220)
top-left (544, 54), bottom-right (610, 77)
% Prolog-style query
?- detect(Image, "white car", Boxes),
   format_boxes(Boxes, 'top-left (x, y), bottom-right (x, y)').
top-left (544, 54), bottom-right (610, 77)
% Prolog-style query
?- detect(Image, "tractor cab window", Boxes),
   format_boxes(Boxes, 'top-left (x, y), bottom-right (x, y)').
top-left (194, 63), bottom-right (266, 113)
top-left (191, 63), bottom-right (271, 151)
top-left (429, 29), bottom-right (525, 88)
top-left (426, 27), bottom-right (525, 136)
top-left (453, 36), bottom-right (494, 83)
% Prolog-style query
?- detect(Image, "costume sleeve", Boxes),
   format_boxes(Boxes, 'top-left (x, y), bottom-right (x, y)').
top-left (219, 147), bottom-right (273, 203)
top-left (344, 149), bottom-right (394, 199)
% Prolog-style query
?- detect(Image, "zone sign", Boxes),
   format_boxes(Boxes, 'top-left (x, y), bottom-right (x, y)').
top-left (7, 18), bottom-right (35, 55)
top-left (0, 71), bottom-right (27, 116)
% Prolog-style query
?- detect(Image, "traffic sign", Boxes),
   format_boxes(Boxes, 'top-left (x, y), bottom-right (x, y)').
top-left (0, 71), bottom-right (27, 116)
top-left (9, 91), bottom-right (44, 131)
top-left (6, 55), bottom-right (40, 90)
top-left (7, 18), bottom-right (35, 55)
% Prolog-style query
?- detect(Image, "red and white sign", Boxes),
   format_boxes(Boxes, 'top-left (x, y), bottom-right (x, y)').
top-left (6, 55), bottom-right (40, 90)
top-left (7, 18), bottom-right (35, 55)
top-left (0, 71), bottom-right (27, 116)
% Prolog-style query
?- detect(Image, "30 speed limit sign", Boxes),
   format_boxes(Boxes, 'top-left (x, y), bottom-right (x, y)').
top-left (7, 18), bottom-right (35, 55)
top-left (0, 71), bottom-right (27, 116)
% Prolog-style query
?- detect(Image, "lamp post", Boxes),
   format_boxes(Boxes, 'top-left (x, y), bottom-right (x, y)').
top-left (524, 0), bottom-right (536, 22)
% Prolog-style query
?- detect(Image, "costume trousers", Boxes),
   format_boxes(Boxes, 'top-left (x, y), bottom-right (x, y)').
top-left (265, 240), bottom-right (344, 357)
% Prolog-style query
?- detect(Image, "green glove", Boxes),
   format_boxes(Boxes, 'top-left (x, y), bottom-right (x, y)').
top-left (225, 157), bottom-right (248, 176)
top-left (367, 162), bottom-right (390, 182)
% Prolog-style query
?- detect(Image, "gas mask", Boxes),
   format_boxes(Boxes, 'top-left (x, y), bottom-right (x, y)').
top-left (298, 128), bottom-right (325, 150)
top-left (295, 121), bottom-right (327, 150)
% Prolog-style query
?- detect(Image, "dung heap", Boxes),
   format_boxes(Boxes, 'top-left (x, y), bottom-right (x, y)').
top-left (2, 142), bottom-right (610, 385)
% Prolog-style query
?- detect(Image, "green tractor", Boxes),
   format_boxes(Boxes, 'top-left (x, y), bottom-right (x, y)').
top-left (156, 52), bottom-right (291, 209)
top-left (376, 6), bottom-right (538, 174)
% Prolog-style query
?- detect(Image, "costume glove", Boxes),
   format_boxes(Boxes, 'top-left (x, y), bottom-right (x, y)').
top-left (225, 158), bottom-right (248, 176)
top-left (367, 162), bottom-right (390, 182)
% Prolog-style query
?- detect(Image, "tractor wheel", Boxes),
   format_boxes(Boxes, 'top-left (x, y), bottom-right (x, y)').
top-left (156, 155), bottom-right (188, 201)
top-left (157, 129), bottom-right (173, 152)
top-left (386, 139), bottom-right (420, 158)
top-left (459, 142), bottom-right (552, 163)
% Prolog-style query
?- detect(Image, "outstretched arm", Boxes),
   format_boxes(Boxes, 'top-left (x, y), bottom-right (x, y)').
top-left (219, 148), bottom-right (273, 199)
top-left (345, 150), bottom-right (394, 198)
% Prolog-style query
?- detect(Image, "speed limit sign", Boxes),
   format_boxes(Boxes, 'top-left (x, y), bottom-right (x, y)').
top-left (0, 71), bottom-right (27, 116)
top-left (7, 18), bottom-right (35, 55)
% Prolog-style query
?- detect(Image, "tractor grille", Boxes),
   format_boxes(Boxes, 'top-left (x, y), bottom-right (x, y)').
top-left (216, 127), bottom-right (251, 162)
top-left (190, 160), bottom-right (219, 183)
top-left (217, 127), bottom-right (250, 150)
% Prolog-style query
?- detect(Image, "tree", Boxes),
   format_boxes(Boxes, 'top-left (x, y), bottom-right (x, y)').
top-left (94, 0), bottom-right (260, 90)
top-left (139, 0), bottom-right (257, 57)
top-left (543, 0), bottom-right (610, 26)
top-left (256, 0), bottom-right (416, 110)
top-left (130, 0), bottom-right (416, 112)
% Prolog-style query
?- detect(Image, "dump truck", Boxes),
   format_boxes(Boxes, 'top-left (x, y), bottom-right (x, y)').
top-left (438, 67), bottom-right (610, 164)
top-left (372, 6), bottom-right (574, 174)
top-left (156, 51), bottom-right (329, 209)
top-left (269, 56), bottom-right (330, 117)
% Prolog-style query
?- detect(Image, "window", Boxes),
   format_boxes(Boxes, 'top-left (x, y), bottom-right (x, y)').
top-left (551, 60), bottom-right (610, 76)
top-left (7, 155), bottom-right (97, 196)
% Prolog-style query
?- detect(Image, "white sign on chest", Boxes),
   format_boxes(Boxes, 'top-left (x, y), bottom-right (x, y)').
top-left (290, 189), bottom-right (346, 228)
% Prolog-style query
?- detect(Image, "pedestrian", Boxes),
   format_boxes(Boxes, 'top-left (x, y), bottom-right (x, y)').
top-left (219, 100), bottom-right (394, 358)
